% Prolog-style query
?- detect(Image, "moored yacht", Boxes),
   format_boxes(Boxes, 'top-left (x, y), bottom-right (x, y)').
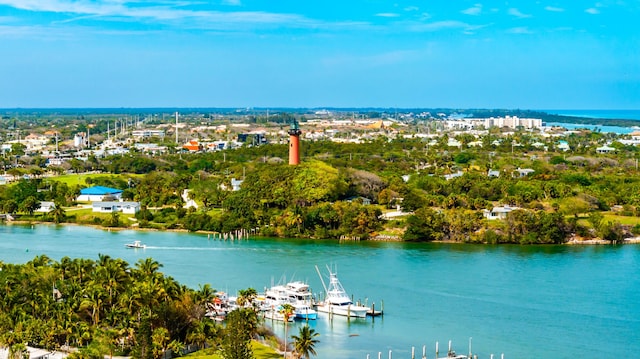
top-left (314, 265), bottom-right (370, 318)
top-left (285, 280), bottom-right (318, 320)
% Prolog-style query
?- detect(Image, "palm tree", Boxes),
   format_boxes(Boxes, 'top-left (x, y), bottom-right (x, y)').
top-left (291, 325), bottom-right (320, 359)
top-left (51, 202), bottom-right (66, 223)
top-left (279, 303), bottom-right (295, 358)
top-left (236, 287), bottom-right (257, 308)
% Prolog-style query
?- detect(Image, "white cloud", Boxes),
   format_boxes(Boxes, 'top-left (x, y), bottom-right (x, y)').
top-left (544, 6), bottom-right (564, 12)
top-left (507, 26), bottom-right (533, 34)
top-left (462, 4), bottom-right (482, 16)
top-left (0, 0), bottom-right (320, 30)
top-left (585, 7), bottom-right (600, 14)
top-left (376, 13), bottom-right (400, 18)
top-left (508, 8), bottom-right (532, 18)
top-left (404, 6), bottom-right (419, 12)
top-left (409, 20), bottom-right (479, 32)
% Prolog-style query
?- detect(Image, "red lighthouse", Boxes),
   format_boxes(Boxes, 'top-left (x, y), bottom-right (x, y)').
top-left (288, 120), bottom-right (301, 165)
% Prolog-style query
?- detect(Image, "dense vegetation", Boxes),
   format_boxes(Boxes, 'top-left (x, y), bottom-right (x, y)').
top-left (0, 255), bottom-right (220, 359)
top-left (0, 256), bottom-right (319, 359)
top-left (3, 122), bottom-right (640, 244)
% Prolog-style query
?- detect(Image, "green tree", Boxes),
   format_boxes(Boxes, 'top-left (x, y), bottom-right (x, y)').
top-left (291, 325), bottom-right (320, 359)
top-left (236, 288), bottom-right (258, 309)
top-left (51, 202), bottom-right (66, 223)
top-left (21, 195), bottom-right (40, 215)
top-left (220, 309), bottom-right (255, 359)
top-left (403, 208), bottom-right (447, 242)
top-left (279, 303), bottom-right (295, 358)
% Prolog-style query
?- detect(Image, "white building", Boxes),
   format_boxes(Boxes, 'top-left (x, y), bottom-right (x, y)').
top-left (36, 201), bottom-right (56, 213)
top-left (91, 201), bottom-right (140, 214)
top-left (483, 205), bottom-right (520, 220)
top-left (132, 129), bottom-right (165, 139)
top-left (77, 186), bottom-right (123, 202)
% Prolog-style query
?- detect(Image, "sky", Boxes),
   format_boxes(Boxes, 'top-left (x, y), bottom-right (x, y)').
top-left (0, 0), bottom-right (638, 109)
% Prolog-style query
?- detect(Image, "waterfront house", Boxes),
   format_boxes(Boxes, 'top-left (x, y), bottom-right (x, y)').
top-left (483, 205), bottom-right (520, 220)
top-left (36, 201), bottom-right (56, 213)
top-left (91, 201), bottom-right (140, 214)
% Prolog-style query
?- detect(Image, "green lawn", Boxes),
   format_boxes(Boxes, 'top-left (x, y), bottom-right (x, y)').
top-left (48, 173), bottom-right (141, 187)
top-left (184, 341), bottom-right (281, 359)
top-left (602, 213), bottom-right (640, 226)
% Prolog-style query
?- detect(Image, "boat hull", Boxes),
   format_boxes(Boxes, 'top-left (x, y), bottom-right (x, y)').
top-left (316, 304), bottom-right (369, 318)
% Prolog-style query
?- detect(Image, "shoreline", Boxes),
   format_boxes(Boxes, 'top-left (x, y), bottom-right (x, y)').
top-left (3, 219), bottom-right (639, 245)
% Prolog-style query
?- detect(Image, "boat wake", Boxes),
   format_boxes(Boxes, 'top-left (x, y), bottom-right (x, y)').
top-left (143, 246), bottom-right (243, 251)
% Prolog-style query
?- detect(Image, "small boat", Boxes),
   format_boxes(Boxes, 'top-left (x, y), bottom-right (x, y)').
top-left (263, 306), bottom-right (295, 322)
top-left (315, 265), bottom-right (370, 318)
top-left (292, 302), bottom-right (318, 320)
top-left (125, 240), bottom-right (146, 249)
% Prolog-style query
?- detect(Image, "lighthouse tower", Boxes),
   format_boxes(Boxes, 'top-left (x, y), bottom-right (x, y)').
top-left (288, 119), bottom-right (302, 165)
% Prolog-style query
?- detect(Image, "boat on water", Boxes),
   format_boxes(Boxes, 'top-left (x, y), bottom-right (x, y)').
top-left (314, 265), bottom-right (370, 318)
top-left (285, 281), bottom-right (318, 320)
top-left (262, 306), bottom-right (295, 322)
top-left (291, 302), bottom-right (318, 320)
top-left (262, 282), bottom-right (318, 320)
top-left (125, 240), bottom-right (146, 249)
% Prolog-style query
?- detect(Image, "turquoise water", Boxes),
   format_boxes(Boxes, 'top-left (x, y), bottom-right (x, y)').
top-left (546, 122), bottom-right (635, 134)
top-left (544, 109), bottom-right (640, 134)
top-left (546, 110), bottom-right (640, 121)
top-left (2, 224), bottom-right (640, 359)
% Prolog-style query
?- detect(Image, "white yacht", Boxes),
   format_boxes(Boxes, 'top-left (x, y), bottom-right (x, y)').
top-left (315, 265), bottom-right (370, 318)
top-left (285, 281), bottom-right (318, 320)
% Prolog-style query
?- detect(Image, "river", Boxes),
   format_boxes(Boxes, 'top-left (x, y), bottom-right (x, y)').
top-left (1, 224), bottom-right (640, 359)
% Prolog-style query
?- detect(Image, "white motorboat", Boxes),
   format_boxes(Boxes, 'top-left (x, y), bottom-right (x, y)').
top-left (292, 302), bottom-right (318, 320)
top-left (263, 306), bottom-right (295, 322)
top-left (285, 281), bottom-right (318, 320)
top-left (125, 240), bottom-right (146, 249)
top-left (315, 265), bottom-right (370, 318)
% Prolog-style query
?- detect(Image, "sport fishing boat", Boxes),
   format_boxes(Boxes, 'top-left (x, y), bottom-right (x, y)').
top-left (314, 265), bottom-right (370, 318)
top-left (125, 240), bottom-right (146, 249)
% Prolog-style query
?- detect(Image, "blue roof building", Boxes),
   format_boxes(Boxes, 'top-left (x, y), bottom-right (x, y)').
top-left (78, 186), bottom-right (123, 202)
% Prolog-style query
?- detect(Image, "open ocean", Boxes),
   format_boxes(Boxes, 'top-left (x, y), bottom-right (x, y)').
top-left (545, 109), bottom-right (640, 121)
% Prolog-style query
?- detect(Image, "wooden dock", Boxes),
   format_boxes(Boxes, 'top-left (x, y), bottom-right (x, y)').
top-left (366, 301), bottom-right (384, 317)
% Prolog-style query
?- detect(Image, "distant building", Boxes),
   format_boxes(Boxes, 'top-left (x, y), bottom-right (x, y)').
top-left (77, 186), bottom-right (123, 202)
top-left (36, 201), bottom-right (56, 213)
top-left (132, 129), bottom-right (165, 139)
top-left (231, 178), bottom-right (244, 191)
top-left (514, 168), bottom-right (535, 178)
top-left (183, 140), bottom-right (203, 152)
top-left (444, 171), bottom-right (464, 181)
top-left (346, 196), bottom-right (371, 205)
top-left (238, 133), bottom-right (268, 146)
top-left (483, 205), bottom-right (520, 220)
top-left (596, 145), bottom-right (616, 154)
top-left (91, 201), bottom-right (140, 214)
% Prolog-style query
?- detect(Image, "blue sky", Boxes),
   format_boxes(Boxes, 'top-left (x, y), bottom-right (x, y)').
top-left (0, 0), bottom-right (638, 109)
